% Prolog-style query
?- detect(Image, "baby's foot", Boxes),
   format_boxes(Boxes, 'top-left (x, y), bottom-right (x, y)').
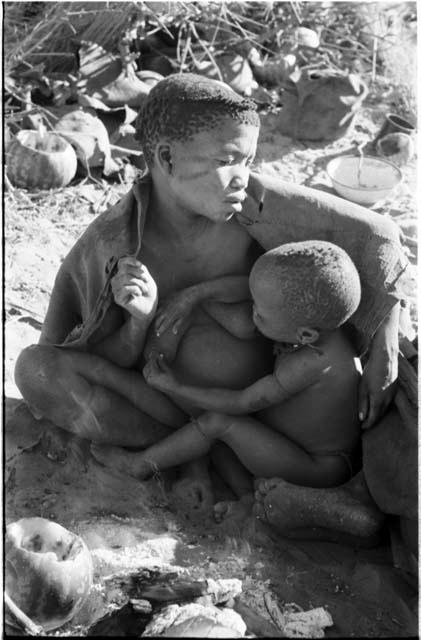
top-left (253, 475), bottom-right (385, 545)
top-left (90, 444), bottom-right (151, 479)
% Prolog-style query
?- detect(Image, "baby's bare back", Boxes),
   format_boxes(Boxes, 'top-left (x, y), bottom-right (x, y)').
top-left (258, 330), bottom-right (361, 455)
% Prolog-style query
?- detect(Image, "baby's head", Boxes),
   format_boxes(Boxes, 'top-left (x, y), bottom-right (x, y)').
top-left (135, 73), bottom-right (260, 167)
top-left (249, 241), bottom-right (361, 344)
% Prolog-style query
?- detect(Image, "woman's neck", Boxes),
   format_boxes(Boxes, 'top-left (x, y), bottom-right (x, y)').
top-left (147, 180), bottom-right (213, 244)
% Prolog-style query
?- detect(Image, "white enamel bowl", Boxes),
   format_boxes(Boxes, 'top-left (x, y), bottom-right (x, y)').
top-left (326, 155), bottom-right (402, 206)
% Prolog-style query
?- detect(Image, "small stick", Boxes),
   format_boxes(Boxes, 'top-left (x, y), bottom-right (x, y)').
top-left (263, 592), bottom-right (286, 630)
top-left (371, 35), bottom-right (378, 83)
top-left (357, 142), bottom-right (366, 186)
top-left (4, 592), bottom-right (43, 635)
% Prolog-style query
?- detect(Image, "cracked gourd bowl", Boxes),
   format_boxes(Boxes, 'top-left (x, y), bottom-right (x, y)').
top-left (326, 155), bottom-right (402, 206)
top-left (6, 129), bottom-right (77, 190)
top-left (5, 517), bottom-right (93, 631)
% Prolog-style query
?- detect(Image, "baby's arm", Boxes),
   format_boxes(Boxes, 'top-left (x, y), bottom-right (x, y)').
top-left (144, 348), bottom-right (328, 414)
top-left (154, 275), bottom-right (251, 336)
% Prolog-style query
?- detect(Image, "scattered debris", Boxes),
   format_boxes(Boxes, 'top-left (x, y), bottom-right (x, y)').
top-left (142, 602), bottom-right (247, 637)
top-left (264, 593), bottom-right (333, 638)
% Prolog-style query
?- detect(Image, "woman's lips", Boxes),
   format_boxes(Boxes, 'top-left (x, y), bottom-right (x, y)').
top-left (225, 191), bottom-right (246, 203)
top-left (225, 196), bottom-right (245, 203)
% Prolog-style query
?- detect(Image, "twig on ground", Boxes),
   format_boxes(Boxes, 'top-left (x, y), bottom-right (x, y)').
top-left (4, 592), bottom-right (44, 636)
top-left (371, 35), bottom-right (378, 83)
top-left (6, 298), bottom-right (44, 322)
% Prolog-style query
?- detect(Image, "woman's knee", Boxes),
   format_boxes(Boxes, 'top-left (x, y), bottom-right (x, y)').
top-left (15, 344), bottom-right (62, 399)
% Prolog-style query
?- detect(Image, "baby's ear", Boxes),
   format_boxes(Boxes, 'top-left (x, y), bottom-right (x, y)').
top-left (296, 327), bottom-right (319, 345)
top-left (156, 143), bottom-right (173, 174)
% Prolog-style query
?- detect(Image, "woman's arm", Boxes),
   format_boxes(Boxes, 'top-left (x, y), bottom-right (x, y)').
top-left (91, 257), bottom-right (158, 368)
top-left (242, 173), bottom-right (408, 427)
top-left (91, 315), bottom-right (152, 368)
top-left (359, 302), bottom-right (400, 429)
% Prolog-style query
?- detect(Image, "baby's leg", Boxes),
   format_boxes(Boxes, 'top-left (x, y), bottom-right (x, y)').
top-left (211, 442), bottom-right (254, 498)
top-left (211, 443), bottom-right (255, 529)
top-left (201, 414), bottom-right (352, 488)
top-left (91, 412), bottom-right (218, 478)
top-left (91, 412), bottom-right (350, 487)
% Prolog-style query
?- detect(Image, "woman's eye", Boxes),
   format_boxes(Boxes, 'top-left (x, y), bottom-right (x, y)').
top-left (217, 156), bottom-right (235, 166)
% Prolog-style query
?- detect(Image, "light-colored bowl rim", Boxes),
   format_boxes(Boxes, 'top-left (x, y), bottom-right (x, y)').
top-left (15, 129), bottom-right (72, 156)
top-left (326, 154), bottom-right (402, 192)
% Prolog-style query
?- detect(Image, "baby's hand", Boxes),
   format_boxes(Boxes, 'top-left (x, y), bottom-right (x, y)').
top-left (153, 289), bottom-right (196, 337)
top-left (112, 257), bottom-right (158, 320)
top-left (143, 354), bottom-right (177, 391)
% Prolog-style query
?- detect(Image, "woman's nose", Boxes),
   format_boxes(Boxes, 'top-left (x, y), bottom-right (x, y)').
top-left (229, 164), bottom-right (249, 189)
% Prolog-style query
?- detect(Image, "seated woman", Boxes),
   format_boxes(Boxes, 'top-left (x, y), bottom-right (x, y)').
top-left (15, 73), bottom-right (407, 535)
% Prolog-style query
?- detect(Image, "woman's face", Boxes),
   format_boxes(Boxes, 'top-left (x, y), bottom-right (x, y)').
top-left (166, 118), bottom-right (259, 223)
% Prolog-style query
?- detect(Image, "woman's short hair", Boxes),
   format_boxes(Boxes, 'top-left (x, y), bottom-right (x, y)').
top-left (136, 73), bottom-right (260, 166)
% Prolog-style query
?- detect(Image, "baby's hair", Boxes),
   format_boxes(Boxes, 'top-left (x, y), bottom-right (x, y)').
top-left (135, 73), bottom-right (260, 166)
top-left (251, 241), bottom-right (361, 330)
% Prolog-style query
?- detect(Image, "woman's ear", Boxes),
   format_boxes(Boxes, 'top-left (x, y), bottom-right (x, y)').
top-left (296, 326), bottom-right (320, 345)
top-left (156, 143), bottom-right (173, 174)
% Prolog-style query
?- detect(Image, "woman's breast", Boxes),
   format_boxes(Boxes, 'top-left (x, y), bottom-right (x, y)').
top-left (173, 308), bottom-right (273, 390)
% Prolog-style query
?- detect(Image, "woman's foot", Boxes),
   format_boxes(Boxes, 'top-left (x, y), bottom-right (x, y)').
top-left (253, 474), bottom-right (385, 545)
top-left (171, 460), bottom-right (214, 514)
top-left (213, 494), bottom-right (254, 536)
top-left (90, 444), bottom-right (152, 479)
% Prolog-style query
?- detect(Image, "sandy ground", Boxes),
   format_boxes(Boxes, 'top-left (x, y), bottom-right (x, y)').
top-left (4, 98), bottom-right (418, 636)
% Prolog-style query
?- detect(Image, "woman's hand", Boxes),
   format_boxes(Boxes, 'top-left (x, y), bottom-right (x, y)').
top-left (359, 303), bottom-right (400, 429)
top-left (112, 257), bottom-right (158, 321)
top-left (143, 354), bottom-right (178, 392)
top-left (153, 289), bottom-right (197, 337)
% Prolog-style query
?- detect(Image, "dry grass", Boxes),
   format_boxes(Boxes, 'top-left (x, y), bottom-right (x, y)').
top-left (4, 1), bottom-right (159, 73)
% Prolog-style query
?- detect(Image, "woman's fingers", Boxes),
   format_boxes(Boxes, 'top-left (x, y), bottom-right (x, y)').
top-left (118, 258), bottom-right (152, 281)
top-left (172, 317), bottom-right (184, 334)
top-left (361, 394), bottom-right (386, 430)
top-left (154, 313), bottom-right (167, 335)
top-left (154, 309), bottom-right (180, 335)
top-left (358, 379), bottom-right (369, 424)
top-left (112, 277), bottom-right (149, 296)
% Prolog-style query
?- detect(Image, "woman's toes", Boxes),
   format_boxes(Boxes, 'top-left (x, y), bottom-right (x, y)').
top-left (213, 501), bottom-right (231, 523)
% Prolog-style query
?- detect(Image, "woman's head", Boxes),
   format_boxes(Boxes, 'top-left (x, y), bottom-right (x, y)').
top-left (136, 74), bottom-right (260, 222)
top-left (249, 241), bottom-right (361, 343)
top-left (136, 73), bottom-right (260, 166)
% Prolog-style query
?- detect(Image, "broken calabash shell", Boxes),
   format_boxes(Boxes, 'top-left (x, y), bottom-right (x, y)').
top-left (6, 129), bottom-right (77, 190)
top-left (5, 517), bottom-right (93, 631)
